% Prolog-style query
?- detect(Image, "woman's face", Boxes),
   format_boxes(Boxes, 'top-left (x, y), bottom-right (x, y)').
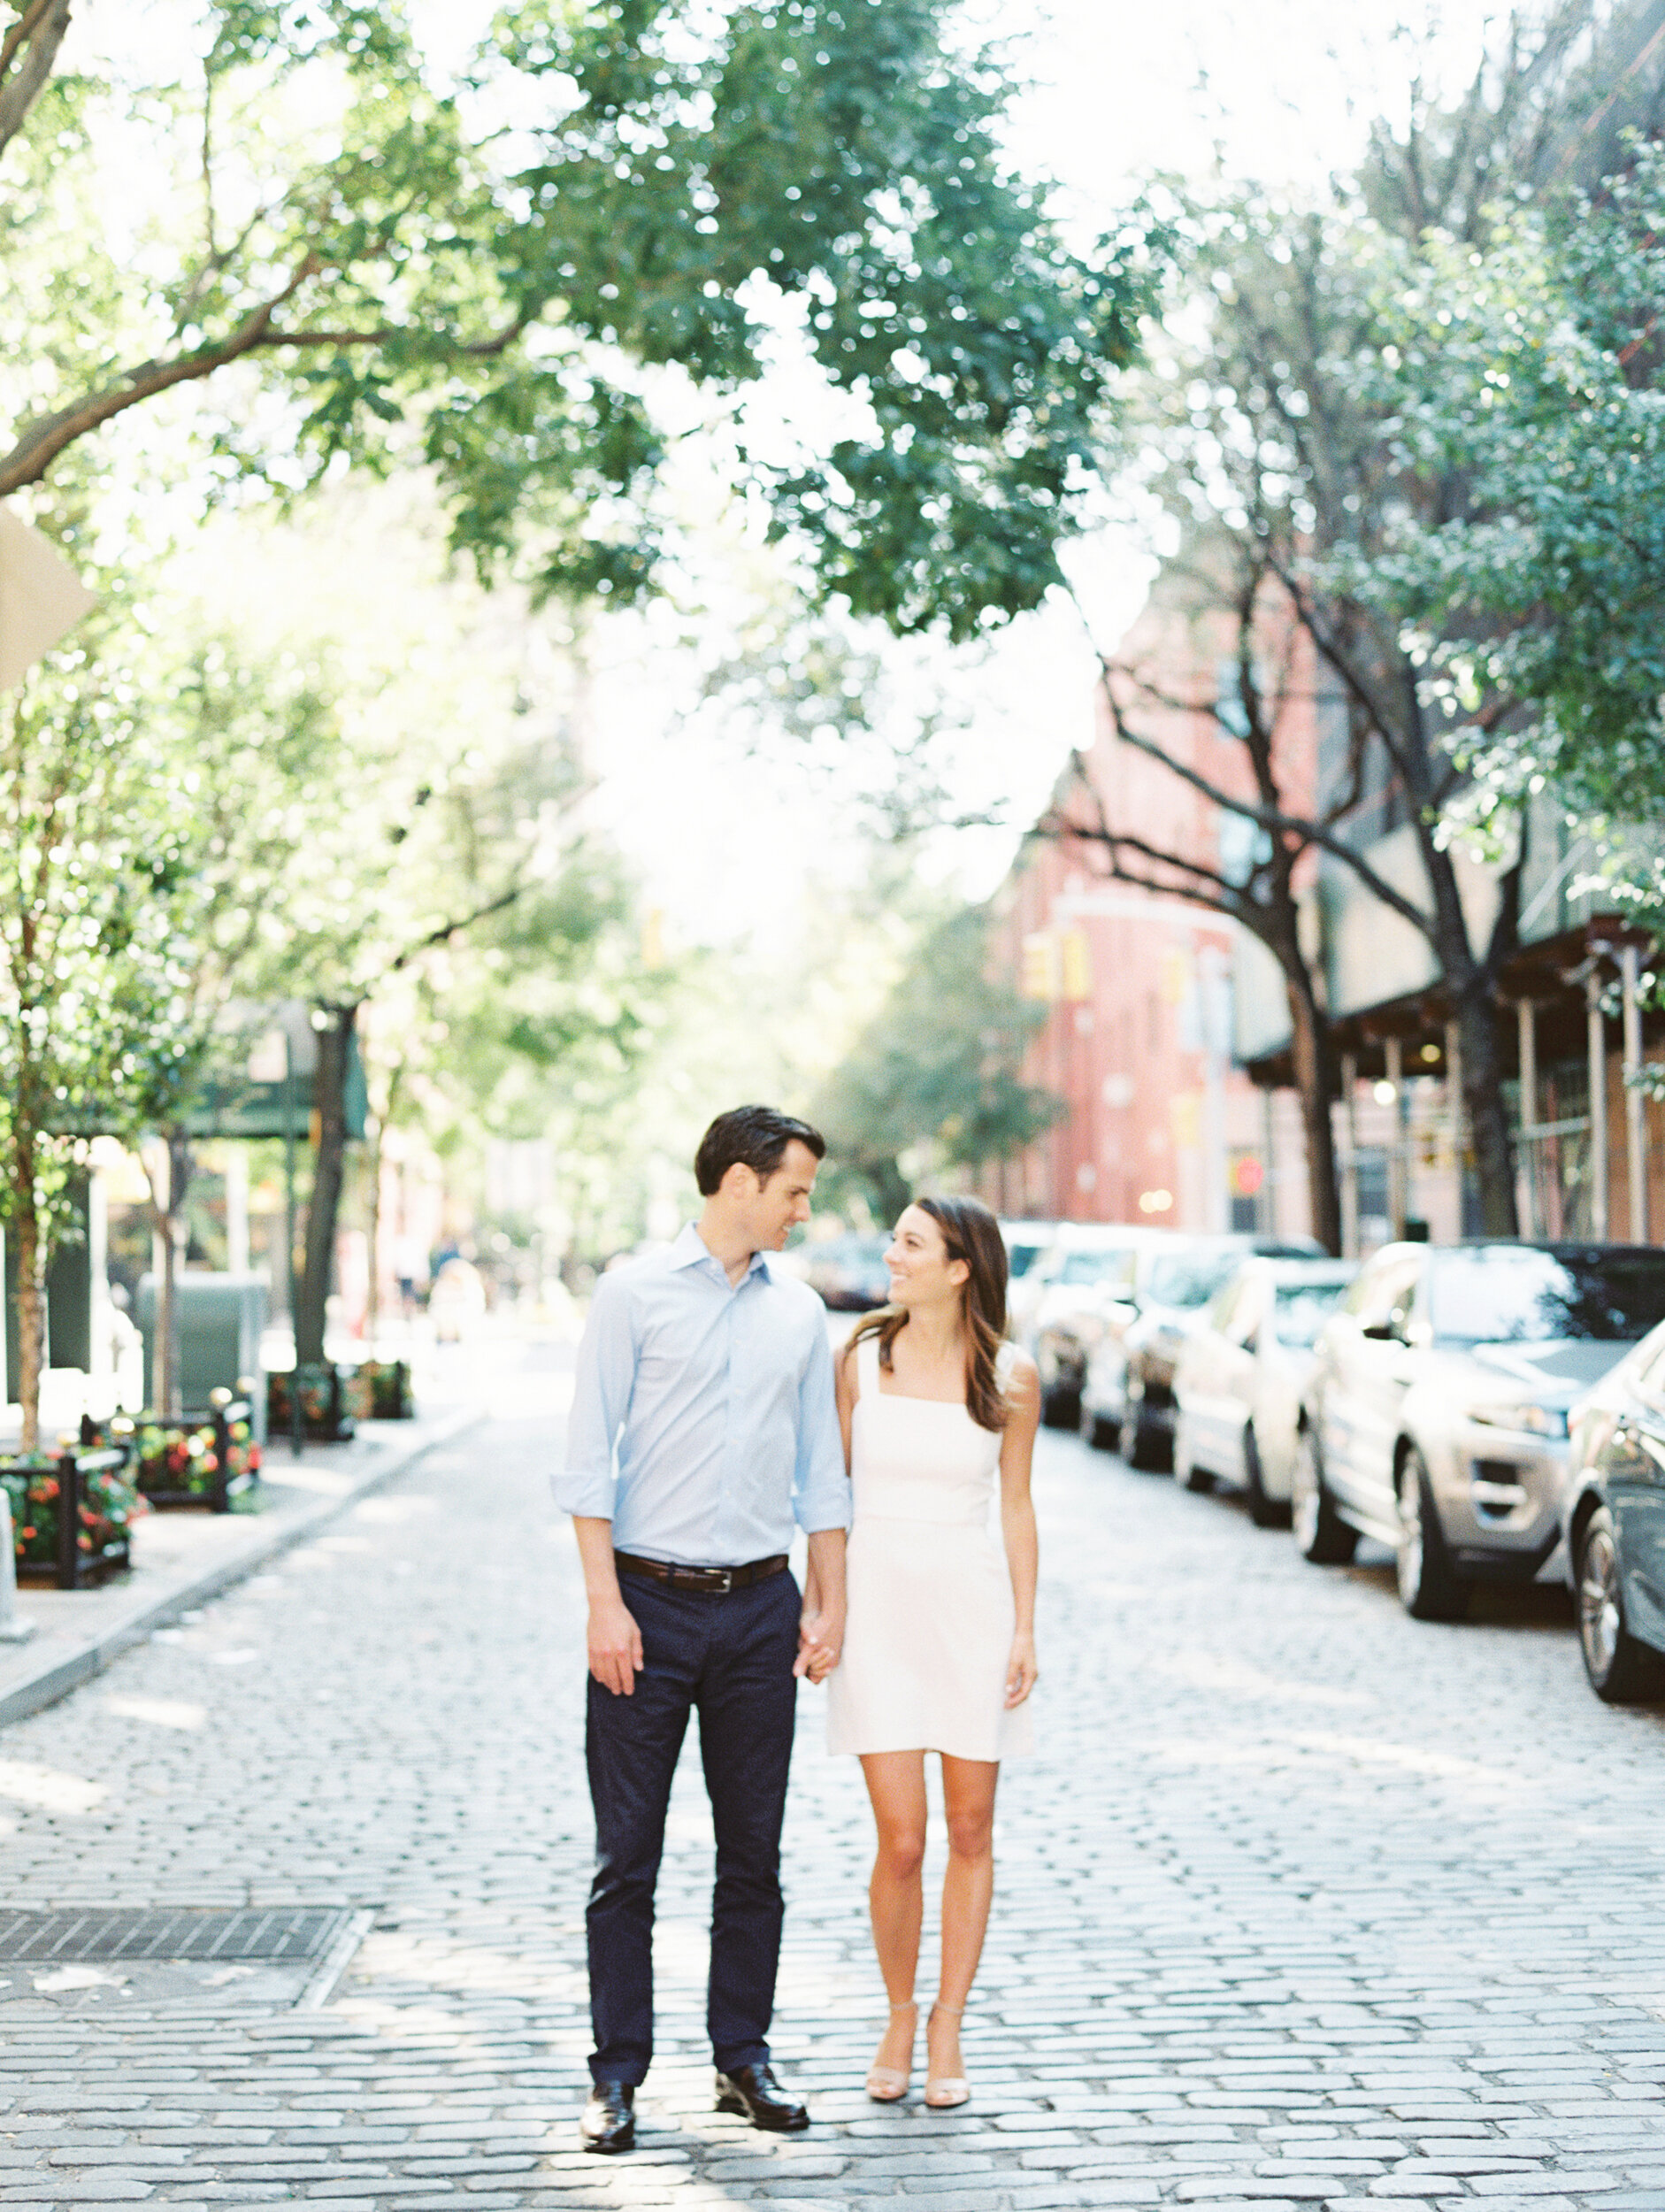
top-left (884, 1204), bottom-right (970, 1312)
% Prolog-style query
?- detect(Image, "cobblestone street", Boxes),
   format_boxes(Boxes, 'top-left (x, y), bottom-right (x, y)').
top-left (4, 1341), bottom-right (1665, 2209)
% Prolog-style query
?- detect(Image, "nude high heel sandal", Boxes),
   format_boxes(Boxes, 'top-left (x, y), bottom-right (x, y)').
top-left (924, 2001), bottom-right (971, 2109)
top-left (865, 2000), bottom-right (917, 2102)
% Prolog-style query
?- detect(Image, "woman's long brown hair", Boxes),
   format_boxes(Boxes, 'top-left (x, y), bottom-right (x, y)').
top-left (848, 1194), bottom-right (1012, 1432)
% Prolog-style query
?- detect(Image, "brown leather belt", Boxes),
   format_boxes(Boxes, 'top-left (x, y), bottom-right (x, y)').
top-left (614, 1550), bottom-right (788, 1595)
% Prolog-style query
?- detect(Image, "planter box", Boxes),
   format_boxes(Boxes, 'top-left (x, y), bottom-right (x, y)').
top-left (0, 1446), bottom-right (142, 1590)
top-left (267, 1364), bottom-right (357, 1444)
top-left (345, 1359), bottom-right (414, 1421)
top-left (82, 1396), bottom-right (261, 1515)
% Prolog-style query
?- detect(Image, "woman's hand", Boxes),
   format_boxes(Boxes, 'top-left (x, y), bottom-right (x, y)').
top-left (1004, 1630), bottom-right (1038, 1708)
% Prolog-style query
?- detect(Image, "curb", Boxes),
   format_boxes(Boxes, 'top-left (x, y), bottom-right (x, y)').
top-left (0, 1407), bottom-right (481, 1732)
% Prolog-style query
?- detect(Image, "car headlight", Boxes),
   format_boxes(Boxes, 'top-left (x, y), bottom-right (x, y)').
top-left (1464, 1402), bottom-right (1569, 1440)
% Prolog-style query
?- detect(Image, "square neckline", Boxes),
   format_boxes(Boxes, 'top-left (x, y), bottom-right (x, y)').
top-left (856, 1329), bottom-right (979, 1409)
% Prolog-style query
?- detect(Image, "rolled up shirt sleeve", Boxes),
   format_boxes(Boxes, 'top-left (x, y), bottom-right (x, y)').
top-left (793, 1325), bottom-right (852, 1535)
top-left (555, 1272), bottom-right (636, 1518)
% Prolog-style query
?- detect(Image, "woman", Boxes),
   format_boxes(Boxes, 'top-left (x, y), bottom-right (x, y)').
top-left (818, 1194), bottom-right (1039, 2109)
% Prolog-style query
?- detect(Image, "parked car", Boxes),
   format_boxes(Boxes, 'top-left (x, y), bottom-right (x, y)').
top-left (801, 1232), bottom-right (892, 1312)
top-left (1000, 1219), bottom-right (1058, 1288)
top-left (1561, 1318), bottom-right (1665, 1702)
top-left (1022, 1225), bottom-right (1170, 1427)
top-left (1171, 1256), bottom-right (1359, 1524)
top-left (1296, 1239), bottom-right (1665, 1622)
top-left (1082, 1233), bottom-right (1325, 1467)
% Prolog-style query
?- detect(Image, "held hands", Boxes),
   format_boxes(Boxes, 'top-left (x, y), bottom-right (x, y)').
top-left (1004, 1631), bottom-right (1039, 1709)
top-left (794, 1604), bottom-right (844, 1684)
top-left (587, 1594), bottom-right (644, 1697)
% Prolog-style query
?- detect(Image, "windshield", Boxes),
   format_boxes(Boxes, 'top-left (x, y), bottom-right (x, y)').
top-left (1144, 1248), bottom-right (1241, 1310)
top-left (1272, 1279), bottom-right (1351, 1348)
top-left (1425, 1248), bottom-right (1665, 1345)
top-left (1056, 1248), bottom-right (1136, 1287)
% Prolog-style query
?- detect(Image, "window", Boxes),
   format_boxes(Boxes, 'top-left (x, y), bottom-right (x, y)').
top-left (1425, 1247), bottom-right (1665, 1346)
top-left (1056, 1248), bottom-right (1137, 1288)
top-left (1271, 1278), bottom-right (1352, 1348)
top-left (1144, 1246), bottom-right (1245, 1310)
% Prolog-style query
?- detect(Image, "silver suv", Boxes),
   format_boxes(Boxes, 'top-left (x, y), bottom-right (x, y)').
top-left (1296, 1240), bottom-right (1665, 1620)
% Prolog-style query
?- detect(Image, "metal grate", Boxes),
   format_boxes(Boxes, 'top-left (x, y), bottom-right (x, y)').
top-left (0, 1907), bottom-right (354, 1964)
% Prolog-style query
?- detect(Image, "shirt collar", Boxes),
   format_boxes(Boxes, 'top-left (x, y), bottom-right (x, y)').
top-left (668, 1222), bottom-right (773, 1281)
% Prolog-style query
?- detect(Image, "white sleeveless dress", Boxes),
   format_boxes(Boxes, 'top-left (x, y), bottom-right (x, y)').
top-left (826, 1335), bottom-right (1032, 1762)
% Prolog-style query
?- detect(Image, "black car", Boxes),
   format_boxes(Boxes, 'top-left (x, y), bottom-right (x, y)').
top-left (1563, 1317), bottom-right (1665, 1702)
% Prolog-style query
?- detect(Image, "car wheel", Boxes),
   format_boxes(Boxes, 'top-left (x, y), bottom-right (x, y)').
top-left (1291, 1423), bottom-right (1356, 1565)
top-left (1242, 1422), bottom-right (1286, 1530)
top-left (1118, 1379), bottom-right (1160, 1471)
top-left (1172, 1414), bottom-right (1210, 1491)
top-left (1040, 1381), bottom-right (1081, 1430)
top-left (1394, 1448), bottom-right (1470, 1622)
top-left (1079, 1399), bottom-right (1117, 1452)
top-left (1577, 1507), bottom-right (1665, 1704)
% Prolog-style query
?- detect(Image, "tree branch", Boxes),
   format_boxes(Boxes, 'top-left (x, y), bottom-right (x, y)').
top-left (252, 317), bottom-right (530, 357)
top-left (0, 0), bottom-right (69, 162)
top-left (1094, 663), bottom-right (1439, 941)
top-left (381, 882), bottom-right (526, 983)
top-left (0, 259), bottom-right (319, 497)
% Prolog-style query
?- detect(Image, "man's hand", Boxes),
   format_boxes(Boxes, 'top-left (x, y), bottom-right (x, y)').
top-left (588, 1593), bottom-right (644, 1696)
top-left (794, 1603), bottom-right (845, 1684)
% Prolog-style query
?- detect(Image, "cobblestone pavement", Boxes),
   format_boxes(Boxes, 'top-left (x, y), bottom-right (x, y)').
top-left (3, 1341), bottom-right (1665, 2210)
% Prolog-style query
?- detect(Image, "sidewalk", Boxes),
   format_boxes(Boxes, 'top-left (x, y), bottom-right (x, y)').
top-left (0, 1404), bottom-right (480, 1731)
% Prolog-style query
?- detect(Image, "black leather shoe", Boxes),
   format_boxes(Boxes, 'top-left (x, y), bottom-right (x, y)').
top-left (715, 2062), bottom-right (809, 2131)
top-left (579, 2079), bottom-right (635, 2154)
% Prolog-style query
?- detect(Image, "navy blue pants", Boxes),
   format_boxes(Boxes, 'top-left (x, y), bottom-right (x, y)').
top-left (585, 1568), bottom-right (800, 2085)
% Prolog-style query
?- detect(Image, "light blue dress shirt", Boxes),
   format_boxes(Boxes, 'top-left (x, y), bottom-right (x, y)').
top-left (556, 1222), bottom-right (851, 1565)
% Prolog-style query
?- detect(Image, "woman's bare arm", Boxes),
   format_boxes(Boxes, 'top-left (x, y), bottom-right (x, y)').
top-left (998, 1351), bottom-right (1040, 1705)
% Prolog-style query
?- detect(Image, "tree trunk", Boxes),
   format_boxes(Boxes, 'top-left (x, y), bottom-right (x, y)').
top-left (296, 1002), bottom-right (357, 1368)
top-left (1453, 978), bottom-right (1519, 1237)
top-left (1287, 977), bottom-right (1344, 1256)
top-left (363, 1060), bottom-right (403, 1354)
top-left (1420, 840), bottom-right (1521, 1240)
top-left (364, 1118), bottom-right (382, 1352)
top-left (11, 1154), bottom-right (44, 1457)
top-left (158, 1133), bottom-right (193, 1417)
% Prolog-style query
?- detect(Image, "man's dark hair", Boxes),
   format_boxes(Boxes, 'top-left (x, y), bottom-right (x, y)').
top-left (694, 1105), bottom-right (826, 1196)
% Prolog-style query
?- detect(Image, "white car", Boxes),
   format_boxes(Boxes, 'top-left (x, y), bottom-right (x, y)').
top-left (1000, 1218), bottom-right (1058, 1296)
top-left (1019, 1224), bottom-right (1174, 1426)
top-left (1171, 1257), bottom-right (1358, 1523)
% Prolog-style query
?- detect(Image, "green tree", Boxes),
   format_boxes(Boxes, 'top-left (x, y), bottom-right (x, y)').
top-left (0, 657), bottom-right (204, 1448)
top-left (812, 902), bottom-right (1059, 1220)
top-left (1345, 137), bottom-right (1665, 909)
top-left (0, 0), bottom-right (1152, 639)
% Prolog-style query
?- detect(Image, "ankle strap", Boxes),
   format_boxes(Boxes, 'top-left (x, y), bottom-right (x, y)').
top-left (930, 2000), bottom-right (964, 2016)
top-left (888, 1998), bottom-right (917, 2013)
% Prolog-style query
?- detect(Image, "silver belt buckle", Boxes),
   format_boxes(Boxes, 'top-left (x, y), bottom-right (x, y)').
top-left (713, 1567), bottom-right (734, 1593)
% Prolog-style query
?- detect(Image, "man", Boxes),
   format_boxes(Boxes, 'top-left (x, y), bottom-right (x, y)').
top-left (555, 1104), bottom-right (849, 2155)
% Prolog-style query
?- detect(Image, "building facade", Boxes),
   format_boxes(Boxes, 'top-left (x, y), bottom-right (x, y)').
top-left (986, 559), bottom-right (1665, 1253)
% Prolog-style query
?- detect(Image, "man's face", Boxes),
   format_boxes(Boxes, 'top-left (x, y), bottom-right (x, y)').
top-left (740, 1140), bottom-right (820, 1250)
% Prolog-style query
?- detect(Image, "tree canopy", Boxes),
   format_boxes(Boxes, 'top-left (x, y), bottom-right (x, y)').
top-left (1, 0), bottom-right (1155, 639)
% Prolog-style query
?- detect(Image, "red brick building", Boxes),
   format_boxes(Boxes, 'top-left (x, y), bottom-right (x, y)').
top-left (985, 560), bottom-right (1315, 1233)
